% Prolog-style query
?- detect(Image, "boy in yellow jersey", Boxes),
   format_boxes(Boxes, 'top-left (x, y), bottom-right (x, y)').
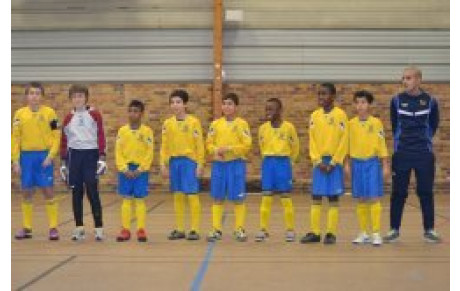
top-left (115, 100), bottom-right (154, 242)
top-left (300, 83), bottom-right (348, 245)
top-left (12, 82), bottom-right (61, 240)
top-left (255, 98), bottom-right (299, 242)
top-left (160, 90), bottom-right (204, 241)
top-left (206, 93), bottom-right (252, 242)
top-left (347, 90), bottom-right (389, 246)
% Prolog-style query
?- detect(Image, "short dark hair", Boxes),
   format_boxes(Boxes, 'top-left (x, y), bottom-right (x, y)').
top-left (25, 82), bottom-right (44, 96)
top-left (128, 99), bottom-right (145, 112)
top-left (223, 93), bottom-right (239, 106)
top-left (68, 84), bottom-right (89, 100)
top-left (267, 97), bottom-right (282, 109)
top-left (170, 89), bottom-right (189, 104)
top-left (320, 82), bottom-right (336, 96)
top-left (353, 90), bottom-right (374, 104)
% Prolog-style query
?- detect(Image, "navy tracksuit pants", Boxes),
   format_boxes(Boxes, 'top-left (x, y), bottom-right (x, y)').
top-left (391, 151), bottom-right (435, 231)
top-left (67, 148), bottom-right (103, 228)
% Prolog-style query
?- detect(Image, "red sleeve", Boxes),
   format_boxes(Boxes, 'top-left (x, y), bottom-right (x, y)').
top-left (89, 109), bottom-right (106, 157)
top-left (60, 113), bottom-right (73, 160)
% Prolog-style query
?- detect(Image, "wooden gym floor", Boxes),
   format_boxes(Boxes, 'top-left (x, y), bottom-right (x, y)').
top-left (12, 191), bottom-right (449, 291)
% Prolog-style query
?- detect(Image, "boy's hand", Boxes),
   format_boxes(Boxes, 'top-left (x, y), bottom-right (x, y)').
top-left (12, 162), bottom-right (21, 176)
top-left (216, 147), bottom-right (230, 159)
top-left (318, 163), bottom-right (329, 173)
top-left (59, 165), bottom-right (68, 182)
top-left (131, 169), bottom-right (140, 178)
top-left (124, 170), bottom-right (134, 179)
top-left (97, 160), bottom-right (107, 175)
top-left (196, 166), bottom-right (204, 177)
top-left (160, 165), bottom-right (168, 179)
top-left (42, 157), bottom-right (52, 167)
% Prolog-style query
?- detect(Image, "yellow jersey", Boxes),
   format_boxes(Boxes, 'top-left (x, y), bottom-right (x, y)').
top-left (206, 117), bottom-right (252, 161)
top-left (349, 116), bottom-right (388, 159)
top-left (160, 115), bottom-right (205, 167)
top-left (115, 124), bottom-right (154, 172)
top-left (258, 120), bottom-right (299, 162)
top-left (11, 106), bottom-right (60, 162)
top-left (309, 106), bottom-right (348, 166)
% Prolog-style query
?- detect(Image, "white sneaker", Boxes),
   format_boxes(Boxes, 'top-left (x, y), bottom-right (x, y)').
top-left (352, 232), bottom-right (371, 244)
top-left (255, 229), bottom-right (269, 242)
top-left (94, 227), bottom-right (104, 241)
top-left (372, 233), bottom-right (383, 246)
top-left (71, 227), bottom-right (85, 241)
top-left (285, 230), bottom-right (296, 242)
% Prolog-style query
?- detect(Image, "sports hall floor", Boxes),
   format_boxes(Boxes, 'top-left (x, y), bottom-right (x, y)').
top-left (12, 191), bottom-right (450, 291)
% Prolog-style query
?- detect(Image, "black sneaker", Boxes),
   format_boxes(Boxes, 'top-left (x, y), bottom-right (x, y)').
top-left (186, 230), bottom-right (201, 241)
top-left (424, 230), bottom-right (441, 243)
top-left (300, 232), bottom-right (321, 244)
top-left (383, 229), bottom-right (400, 243)
top-left (168, 230), bottom-right (186, 240)
top-left (323, 233), bottom-right (336, 245)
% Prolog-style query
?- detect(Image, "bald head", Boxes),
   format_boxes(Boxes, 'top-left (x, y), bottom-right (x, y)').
top-left (402, 66), bottom-right (423, 94)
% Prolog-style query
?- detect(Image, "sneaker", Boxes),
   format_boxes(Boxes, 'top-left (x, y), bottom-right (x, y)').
top-left (424, 230), bottom-right (441, 243)
top-left (15, 228), bottom-right (32, 240)
top-left (116, 228), bottom-right (131, 242)
top-left (207, 230), bottom-right (223, 242)
top-left (300, 232), bottom-right (321, 244)
top-left (323, 233), bottom-right (337, 245)
top-left (372, 233), bottom-right (383, 246)
top-left (49, 228), bottom-right (59, 241)
top-left (352, 233), bottom-right (371, 245)
top-left (137, 229), bottom-right (147, 242)
top-left (233, 228), bottom-right (247, 242)
top-left (168, 230), bottom-right (186, 240)
top-left (285, 230), bottom-right (296, 242)
top-left (94, 228), bottom-right (104, 241)
top-left (383, 229), bottom-right (400, 243)
top-left (186, 230), bottom-right (200, 241)
top-left (255, 229), bottom-right (269, 242)
top-left (71, 227), bottom-right (85, 241)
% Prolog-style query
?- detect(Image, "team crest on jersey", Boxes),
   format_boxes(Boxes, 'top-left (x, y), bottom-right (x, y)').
top-left (193, 129), bottom-right (199, 137)
top-left (162, 126), bottom-right (167, 134)
top-left (146, 137), bottom-right (153, 144)
top-left (339, 121), bottom-right (345, 130)
top-left (420, 100), bottom-right (427, 106)
top-left (13, 118), bottom-right (20, 126)
top-left (243, 129), bottom-right (250, 137)
top-left (208, 126), bottom-right (215, 135)
top-left (309, 119), bottom-right (314, 128)
top-left (378, 130), bottom-right (385, 138)
top-left (401, 103), bottom-right (408, 108)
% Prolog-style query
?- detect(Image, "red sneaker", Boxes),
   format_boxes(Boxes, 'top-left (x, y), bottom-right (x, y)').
top-left (137, 228), bottom-right (148, 242)
top-left (116, 228), bottom-right (131, 242)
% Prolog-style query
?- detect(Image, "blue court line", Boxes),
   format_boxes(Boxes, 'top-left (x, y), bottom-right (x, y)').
top-left (190, 213), bottom-right (227, 291)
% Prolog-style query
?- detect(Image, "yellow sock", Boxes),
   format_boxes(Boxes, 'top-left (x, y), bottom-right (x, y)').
top-left (260, 196), bottom-right (273, 230)
top-left (45, 198), bottom-right (58, 229)
top-left (22, 201), bottom-right (33, 229)
top-left (356, 202), bottom-right (369, 233)
top-left (135, 199), bottom-right (146, 230)
top-left (370, 201), bottom-right (382, 233)
top-left (188, 195), bottom-right (201, 232)
top-left (281, 197), bottom-right (295, 231)
top-left (173, 192), bottom-right (185, 232)
top-left (310, 204), bottom-right (321, 235)
top-left (212, 204), bottom-right (224, 231)
top-left (121, 199), bottom-right (132, 229)
top-left (234, 203), bottom-right (246, 230)
top-left (326, 206), bottom-right (339, 235)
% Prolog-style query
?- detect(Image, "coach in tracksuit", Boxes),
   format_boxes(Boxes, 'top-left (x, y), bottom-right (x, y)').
top-left (384, 67), bottom-right (441, 243)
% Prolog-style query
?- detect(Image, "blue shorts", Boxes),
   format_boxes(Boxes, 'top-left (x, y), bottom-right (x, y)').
top-left (261, 156), bottom-right (293, 193)
top-left (169, 157), bottom-right (199, 194)
top-left (211, 159), bottom-right (247, 202)
top-left (20, 151), bottom-right (54, 190)
top-left (312, 156), bottom-right (344, 196)
top-left (118, 164), bottom-right (149, 198)
top-left (351, 157), bottom-right (384, 199)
